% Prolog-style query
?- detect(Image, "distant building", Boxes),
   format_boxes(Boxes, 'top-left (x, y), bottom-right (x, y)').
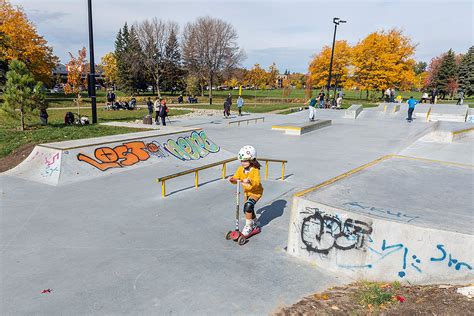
top-left (276, 74), bottom-right (288, 89)
top-left (51, 63), bottom-right (105, 85)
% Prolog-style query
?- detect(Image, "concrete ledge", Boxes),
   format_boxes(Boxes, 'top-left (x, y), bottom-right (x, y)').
top-left (272, 120), bottom-right (332, 135)
top-left (344, 104), bottom-right (363, 119)
top-left (428, 105), bottom-right (469, 122)
top-left (287, 198), bottom-right (473, 284)
top-left (287, 154), bottom-right (474, 284)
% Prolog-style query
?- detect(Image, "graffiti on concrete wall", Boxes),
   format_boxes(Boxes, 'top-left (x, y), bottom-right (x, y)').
top-left (77, 141), bottom-right (168, 171)
top-left (164, 131), bottom-right (220, 161)
top-left (338, 238), bottom-right (472, 278)
top-left (430, 244), bottom-right (472, 271)
top-left (300, 207), bottom-right (373, 255)
top-left (33, 151), bottom-right (61, 177)
top-left (343, 201), bottom-right (420, 223)
top-left (77, 131), bottom-right (219, 171)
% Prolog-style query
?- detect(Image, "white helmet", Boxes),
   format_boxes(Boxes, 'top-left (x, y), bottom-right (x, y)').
top-left (238, 145), bottom-right (256, 161)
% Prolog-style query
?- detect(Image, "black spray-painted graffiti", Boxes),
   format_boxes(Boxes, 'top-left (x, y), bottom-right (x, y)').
top-left (300, 207), bottom-right (373, 255)
top-left (344, 202), bottom-right (420, 223)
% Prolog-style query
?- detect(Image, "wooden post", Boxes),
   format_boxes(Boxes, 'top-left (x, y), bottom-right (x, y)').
top-left (281, 162), bottom-right (285, 181)
top-left (195, 171), bottom-right (199, 188)
top-left (222, 163), bottom-right (226, 179)
top-left (265, 161), bottom-right (269, 180)
top-left (161, 180), bottom-right (166, 197)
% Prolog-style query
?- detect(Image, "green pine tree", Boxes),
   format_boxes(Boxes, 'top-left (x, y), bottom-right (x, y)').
top-left (436, 49), bottom-right (458, 98)
top-left (128, 26), bottom-right (147, 93)
top-left (115, 23), bottom-right (133, 92)
top-left (163, 28), bottom-right (184, 93)
top-left (3, 60), bottom-right (45, 130)
top-left (458, 46), bottom-right (473, 96)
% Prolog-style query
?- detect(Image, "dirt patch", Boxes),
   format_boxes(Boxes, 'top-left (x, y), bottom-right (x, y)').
top-left (273, 283), bottom-right (474, 315)
top-left (0, 143), bottom-right (35, 172)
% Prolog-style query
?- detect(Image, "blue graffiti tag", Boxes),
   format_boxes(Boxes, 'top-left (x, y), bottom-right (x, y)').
top-left (338, 238), bottom-right (422, 278)
top-left (344, 202), bottom-right (420, 223)
top-left (430, 244), bottom-right (472, 271)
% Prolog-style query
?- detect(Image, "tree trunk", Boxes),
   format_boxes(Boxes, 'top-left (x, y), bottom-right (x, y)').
top-left (209, 73), bottom-right (213, 105)
top-left (366, 89), bottom-right (369, 100)
top-left (156, 78), bottom-right (161, 98)
top-left (77, 93), bottom-right (81, 116)
top-left (20, 108), bottom-right (25, 131)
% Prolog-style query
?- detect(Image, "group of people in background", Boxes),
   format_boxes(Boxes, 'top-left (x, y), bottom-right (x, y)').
top-left (223, 93), bottom-right (244, 118)
top-left (306, 90), bottom-right (345, 121)
top-left (146, 97), bottom-right (169, 126)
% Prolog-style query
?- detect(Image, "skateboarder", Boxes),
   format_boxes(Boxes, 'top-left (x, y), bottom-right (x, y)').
top-left (305, 96), bottom-right (317, 121)
top-left (406, 96), bottom-right (418, 122)
top-left (228, 145), bottom-right (264, 237)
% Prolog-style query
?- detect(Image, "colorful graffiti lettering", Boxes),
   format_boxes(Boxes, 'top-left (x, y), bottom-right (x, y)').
top-left (343, 201), bottom-right (420, 223)
top-left (430, 244), bottom-right (472, 271)
top-left (77, 141), bottom-right (168, 171)
top-left (164, 131), bottom-right (220, 161)
top-left (33, 151), bottom-right (61, 177)
top-left (300, 207), bottom-right (373, 255)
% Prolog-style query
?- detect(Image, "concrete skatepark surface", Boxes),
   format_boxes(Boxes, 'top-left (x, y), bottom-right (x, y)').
top-left (1, 106), bottom-right (473, 314)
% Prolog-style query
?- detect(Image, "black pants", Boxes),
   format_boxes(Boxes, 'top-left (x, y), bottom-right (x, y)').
top-left (155, 112), bottom-right (160, 123)
top-left (407, 108), bottom-right (414, 121)
top-left (161, 116), bottom-right (166, 126)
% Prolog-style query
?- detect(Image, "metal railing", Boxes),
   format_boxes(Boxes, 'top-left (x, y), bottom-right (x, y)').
top-left (156, 157), bottom-right (287, 197)
top-left (228, 117), bottom-right (265, 126)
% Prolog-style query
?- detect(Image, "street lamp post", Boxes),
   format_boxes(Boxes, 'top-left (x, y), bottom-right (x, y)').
top-left (87, 0), bottom-right (97, 124)
top-left (326, 17), bottom-right (346, 98)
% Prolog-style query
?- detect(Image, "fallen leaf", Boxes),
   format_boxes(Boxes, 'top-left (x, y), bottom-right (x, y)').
top-left (313, 293), bottom-right (329, 300)
top-left (331, 305), bottom-right (340, 310)
top-left (380, 283), bottom-right (391, 289)
top-left (395, 295), bottom-right (406, 303)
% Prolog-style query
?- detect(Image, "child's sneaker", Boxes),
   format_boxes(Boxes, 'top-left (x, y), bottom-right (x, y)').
top-left (241, 224), bottom-right (253, 237)
top-left (241, 220), bottom-right (257, 237)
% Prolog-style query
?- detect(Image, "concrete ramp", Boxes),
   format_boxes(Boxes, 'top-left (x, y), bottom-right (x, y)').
top-left (272, 120), bottom-right (332, 135)
top-left (287, 155), bottom-right (474, 284)
top-left (428, 104), bottom-right (469, 122)
top-left (344, 104), bottom-right (363, 119)
top-left (4, 129), bottom-right (235, 186)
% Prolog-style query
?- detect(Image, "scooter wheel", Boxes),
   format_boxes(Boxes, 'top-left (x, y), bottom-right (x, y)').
top-left (225, 231), bottom-right (232, 240)
top-left (237, 236), bottom-right (246, 246)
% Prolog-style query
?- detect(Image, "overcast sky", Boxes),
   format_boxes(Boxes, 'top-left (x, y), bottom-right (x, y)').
top-left (11, 0), bottom-right (473, 73)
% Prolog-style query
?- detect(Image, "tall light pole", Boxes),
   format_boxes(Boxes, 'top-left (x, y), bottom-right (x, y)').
top-left (87, 0), bottom-right (97, 124)
top-left (326, 17), bottom-right (346, 98)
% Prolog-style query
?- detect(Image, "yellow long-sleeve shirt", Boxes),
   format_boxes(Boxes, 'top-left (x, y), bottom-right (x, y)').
top-left (233, 166), bottom-right (264, 201)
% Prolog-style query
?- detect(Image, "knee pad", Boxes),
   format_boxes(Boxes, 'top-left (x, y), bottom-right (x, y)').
top-left (243, 199), bottom-right (256, 214)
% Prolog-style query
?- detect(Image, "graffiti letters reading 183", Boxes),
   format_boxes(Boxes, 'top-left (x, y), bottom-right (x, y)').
top-left (300, 207), bottom-right (372, 255)
top-left (77, 131), bottom-right (219, 171)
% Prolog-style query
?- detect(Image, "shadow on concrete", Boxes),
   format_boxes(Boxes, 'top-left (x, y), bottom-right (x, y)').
top-left (256, 199), bottom-right (287, 228)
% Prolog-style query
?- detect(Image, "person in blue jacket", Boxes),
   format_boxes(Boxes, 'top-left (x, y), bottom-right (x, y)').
top-left (407, 96), bottom-right (418, 122)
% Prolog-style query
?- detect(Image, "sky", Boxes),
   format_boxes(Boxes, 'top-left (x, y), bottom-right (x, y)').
top-left (11, 0), bottom-right (474, 73)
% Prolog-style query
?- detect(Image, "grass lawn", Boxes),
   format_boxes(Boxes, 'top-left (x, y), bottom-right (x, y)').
top-left (45, 89), bottom-right (473, 109)
top-left (0, 107), bottom-right (191, 159)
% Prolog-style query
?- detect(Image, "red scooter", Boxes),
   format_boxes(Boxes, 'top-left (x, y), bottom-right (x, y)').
top-left (225, 180), bottom-right (261, 245)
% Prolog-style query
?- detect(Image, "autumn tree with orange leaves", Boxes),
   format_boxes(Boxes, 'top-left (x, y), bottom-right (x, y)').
top-left (0, 1), bottom-right (57, 83)
top-left (64, 48), bottom-right (88, 115)
top-left (308, 40), bottom-right (352, 91)
top-left (351, 29), bottom-right (416, 99)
